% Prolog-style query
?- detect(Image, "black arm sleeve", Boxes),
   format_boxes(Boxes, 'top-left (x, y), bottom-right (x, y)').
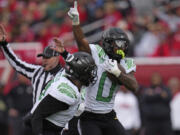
top-left (60, 50), bottom-right (69, 60)
top-left (0, 40), bottom-right (8, 46)
top-left (31, 94), bottom-right (69, 135)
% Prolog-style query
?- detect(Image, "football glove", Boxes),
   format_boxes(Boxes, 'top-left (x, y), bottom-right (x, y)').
top-left (103, 59), bottom-right (121, 77)
top-left (68, 1), bottom-right (80, 25)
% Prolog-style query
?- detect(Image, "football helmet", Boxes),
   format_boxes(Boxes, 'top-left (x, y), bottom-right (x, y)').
top-left (102, 27), bottom-right (129, 62)
top-left (65, 52), bottom-right (97, 86)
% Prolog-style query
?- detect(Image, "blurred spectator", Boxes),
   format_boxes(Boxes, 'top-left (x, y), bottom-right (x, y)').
top-left (141, 72), bottom-right (173, 135)
top-left (134, 21), bottom-right (161, 57)
top-left (7, 74), bottom-right (33, 135)
top-left (0, 0), bottom-right (180, 59)
top-left (115, 0), bottom-right (134, 18)
top-left (131, 0), bottom-right (156, 16)
top-left (104, 1), bottom-right (122, 29)
top-left (151, 21), bottom-right (172, 57)
top-left (114, 86), bottom-right (141, 135)
top-left (0, 83), bottom-right (8, 135)
top-left (46, 0), bottom-right (67, 24)
top-left (59, 16), bottom-right (72, 36)
top-left (94, 7), bottom-right (104, 21)
top-left (16, 23), bottom-right (35, 42)
top-left (76, 0), bottom-right (88, 24)
top-left (116, 20), bottom-right (135, 56)
top-left (154, 2), bottom-right (180, 32)
top-left (85, 0), bottom-right (104, 22)
top-left (170, 24), bottom-right (180, 56)
top-left (168, 77), bottom-right (180, 135)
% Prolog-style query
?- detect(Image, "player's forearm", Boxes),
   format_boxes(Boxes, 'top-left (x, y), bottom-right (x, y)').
top-left (116, 64), bottom-right (138, 92)
top-left (73, 25), bottom-right (91, 53)
top-left (117, 72), bottom-right (138, 93)
top-left (1, 41), bottom-right (35, 79)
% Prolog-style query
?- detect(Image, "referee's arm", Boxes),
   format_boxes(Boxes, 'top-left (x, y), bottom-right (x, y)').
top-left (31, 94), bottom-right (69, 135)
top-left (1, 41), bottom-right (39, 80)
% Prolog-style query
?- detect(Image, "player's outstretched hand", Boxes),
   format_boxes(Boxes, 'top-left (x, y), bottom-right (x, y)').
top-left (51, 37), bottom-right (65, 53)
top-left (103, 59), bottom-right (121, 77)
top-left (0, 24), bottom-right (7, 42)
top-left (68, 1), bottom-right (80, 25)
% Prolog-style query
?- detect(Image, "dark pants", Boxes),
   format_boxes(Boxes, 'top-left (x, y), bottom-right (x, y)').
top-left (43, 129), bottom-right (63, 135)
top-left (62, 117), bottom-right (79, 135)
top-left (42, 121), bottom-right (63, 135)
top-left (145, 121), bottom-right (173, 135)
top-left (174, 130), bottom-right (180, 135)
top-left (79, 111), bottom-right (128, 135)
top-left (0, 123), bottom-right (8, 135)
top-left (9, 116), bottom-right (33, 135)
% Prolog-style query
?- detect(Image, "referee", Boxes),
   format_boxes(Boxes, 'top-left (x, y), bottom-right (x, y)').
top-left (0, 24), bottom-right (68, 119)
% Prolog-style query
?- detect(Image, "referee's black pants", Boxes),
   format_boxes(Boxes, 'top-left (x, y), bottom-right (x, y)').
top-left (43, 130), bottom-right (62, 135)
top-left (79, 110), bottom-right (129, 135)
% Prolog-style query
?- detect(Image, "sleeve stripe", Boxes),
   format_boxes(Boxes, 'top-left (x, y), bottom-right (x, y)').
top-left (2, 44), bottom-right (37, 79)
top-left (32, 67), bottom-right (41, 84)
top-left (42, 72), bottom-right (48, 92)
top-left (33, 70), bottom-right (45, 103)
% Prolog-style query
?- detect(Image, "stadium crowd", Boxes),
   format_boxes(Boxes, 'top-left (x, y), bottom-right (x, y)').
top-left (0, 0), bottom-right (180, 135)
top-left (0, 0), bottom-right (179, 57)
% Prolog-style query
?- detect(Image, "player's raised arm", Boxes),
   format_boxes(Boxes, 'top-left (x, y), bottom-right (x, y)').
top-left (68, 1), bottom-right (91, 54)
top-left (0, 24), bottom-right (7, 42)
top-left (50, 37), bottom-right (70, 60)
top-left (0, 24), bottom-right (38, 80)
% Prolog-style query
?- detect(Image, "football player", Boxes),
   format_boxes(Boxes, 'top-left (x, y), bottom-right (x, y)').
top-left (68, 1), bottom-right (138, 135)
top-left (30, 52), bottom-right (97, 135)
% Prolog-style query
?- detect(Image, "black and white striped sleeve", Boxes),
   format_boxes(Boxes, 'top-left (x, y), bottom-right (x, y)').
top-left (1, 43), bottom-right (40, 80)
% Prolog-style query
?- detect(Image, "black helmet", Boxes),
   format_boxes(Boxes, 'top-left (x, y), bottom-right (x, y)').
top-left (102, 27), bottom-right (129, 62)
top-left (65, 52), bottom-right (97, 86)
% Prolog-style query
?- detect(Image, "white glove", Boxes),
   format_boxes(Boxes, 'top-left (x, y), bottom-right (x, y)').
top-left (68, 1), bottom-right (80, 25)
top-left (103, 59), bottom-right (121, 77)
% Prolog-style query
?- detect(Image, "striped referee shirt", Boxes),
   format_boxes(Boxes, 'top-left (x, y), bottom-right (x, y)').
top-left (1, 44), bottom-right (62, 104)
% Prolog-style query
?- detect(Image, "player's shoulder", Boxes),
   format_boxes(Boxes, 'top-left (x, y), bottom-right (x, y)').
top-left (49, 75), bottom-right (79, 101)
top-left (48, 77), bottom-right (80, 105)
top-left (121, 57), bottom-right (136, 73)
top-left (54, 71), bottom-right (76, 92)
top-left (89, 44), bottom-right (107, 63)
top-left (123, 57), bottom-right (136, 68)
top-left (89, 44), bottom-right (103, 52)
top-left (54, 69), bottom-right (66, 82)
top-left (57, 81), bottom-right (78, 99)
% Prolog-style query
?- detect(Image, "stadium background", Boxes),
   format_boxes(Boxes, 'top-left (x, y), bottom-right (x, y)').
top-left (0, 0), bottom-right (180, 135)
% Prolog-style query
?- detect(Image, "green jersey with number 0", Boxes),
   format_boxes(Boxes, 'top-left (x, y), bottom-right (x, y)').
top-left (84, 44), bottom-right (136, 114)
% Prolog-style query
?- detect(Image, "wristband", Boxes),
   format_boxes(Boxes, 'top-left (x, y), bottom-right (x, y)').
top-left (0, 40), bottom-right (8, 46)
top-left (60, 50), bottom-right (69, 59)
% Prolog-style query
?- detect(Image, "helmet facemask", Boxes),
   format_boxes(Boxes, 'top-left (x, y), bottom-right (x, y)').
top-left (102, 28), bottom-right (129, 63)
